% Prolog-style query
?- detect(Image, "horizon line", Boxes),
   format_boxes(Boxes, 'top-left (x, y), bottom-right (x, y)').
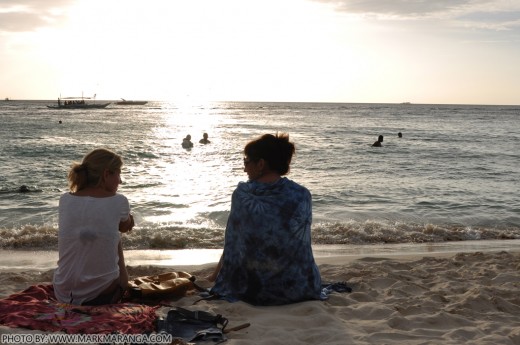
top-left (3, 98), bottom-right (520, 107)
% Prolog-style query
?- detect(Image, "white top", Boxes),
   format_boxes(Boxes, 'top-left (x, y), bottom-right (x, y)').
top-left (53, 193), bottom-right (130, 305)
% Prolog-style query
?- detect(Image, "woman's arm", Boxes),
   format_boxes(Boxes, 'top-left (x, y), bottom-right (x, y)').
top-left (207, 254), bottom-right (223, 282)
top-left (118, 239), bottom-right (129, 289)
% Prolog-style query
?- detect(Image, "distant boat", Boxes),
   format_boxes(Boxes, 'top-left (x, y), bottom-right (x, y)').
top-left (4, 97), bottom-right (10, 101)
top-left (116, 98), bottom-right (148, 105)
top-left (47, 96), bottom-right (110, 109)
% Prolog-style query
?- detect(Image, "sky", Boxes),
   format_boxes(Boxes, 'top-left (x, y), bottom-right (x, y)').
top-left (1, 0), bottom-right (519, 105)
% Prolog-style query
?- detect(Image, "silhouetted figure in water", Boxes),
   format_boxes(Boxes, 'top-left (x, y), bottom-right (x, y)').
top-left (182, 135), bottom-right (194, 149)
top-left (398, 132), bottom-right (402, 138)
top-left (372, 135), bottom-right (383, 147)
top-left (199, 133), bottom-right (211, 144)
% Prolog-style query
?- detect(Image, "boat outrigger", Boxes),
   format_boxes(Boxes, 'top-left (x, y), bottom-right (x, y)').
top-left (47, 96), bottom-right (111, 109)
top-left (116, 98), bottom-right (147, 105)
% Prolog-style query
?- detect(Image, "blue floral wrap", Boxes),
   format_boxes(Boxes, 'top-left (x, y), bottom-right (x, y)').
top-left (211, 177), bottom-right (322, 305)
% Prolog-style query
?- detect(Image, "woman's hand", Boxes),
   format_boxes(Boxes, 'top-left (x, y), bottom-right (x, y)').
top-left (119, 214), bottom-right (135, 233)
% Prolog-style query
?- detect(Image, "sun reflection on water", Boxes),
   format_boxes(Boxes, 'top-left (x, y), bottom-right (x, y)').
top-left (137, 101), bottom-right (241, 228)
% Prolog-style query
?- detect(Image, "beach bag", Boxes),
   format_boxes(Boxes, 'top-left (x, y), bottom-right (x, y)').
top-left (128, 272), bottom-right (196, 298)
top-left (156, 307), bottom-right (229, 344)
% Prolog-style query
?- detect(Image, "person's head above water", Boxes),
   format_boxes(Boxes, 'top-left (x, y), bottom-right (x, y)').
top-left (372, 135), bottom-right (384, 147)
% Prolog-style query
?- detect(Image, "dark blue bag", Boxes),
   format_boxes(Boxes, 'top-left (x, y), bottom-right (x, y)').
top-left (157, 307), bottom-right (229, 344)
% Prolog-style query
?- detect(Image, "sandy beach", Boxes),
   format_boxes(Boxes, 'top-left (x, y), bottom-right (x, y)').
top-left (2, 243), bottom-right (520, 344)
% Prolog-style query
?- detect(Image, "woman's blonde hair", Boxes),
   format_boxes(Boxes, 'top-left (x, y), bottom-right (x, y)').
top-left (68, 148), bottom-right (123, 192)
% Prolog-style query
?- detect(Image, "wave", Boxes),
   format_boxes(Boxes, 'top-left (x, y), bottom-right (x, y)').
top-left (2, 220), bottom-right (520, 250)
top-left (312, 220), bottom-right (520, 244)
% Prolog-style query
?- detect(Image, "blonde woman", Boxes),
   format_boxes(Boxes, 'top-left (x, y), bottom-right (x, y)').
top-left (53, 148), bottom-right (134, 305)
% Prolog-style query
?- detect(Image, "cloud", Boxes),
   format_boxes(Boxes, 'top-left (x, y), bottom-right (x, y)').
top-left (0, 0), bottom-right (72, 32)
top-left (311, 0), bottom-right (520, 30)
top-left (313, 0), bottom-right (467, 18)
top-left (458, 10), bottom-right (520, 31)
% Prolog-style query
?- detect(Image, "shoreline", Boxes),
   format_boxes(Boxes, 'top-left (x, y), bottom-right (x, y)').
top-left (2, 239), bottom-right (520, 271)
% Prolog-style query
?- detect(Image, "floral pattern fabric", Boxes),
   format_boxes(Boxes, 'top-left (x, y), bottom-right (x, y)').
top-left (211, 177), bottom-right (322, 305)
top-left (0, 284), bottom-right (157, 334)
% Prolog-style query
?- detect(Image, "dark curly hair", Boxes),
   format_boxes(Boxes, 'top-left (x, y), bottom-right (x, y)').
top-left (244, 133), bottom-right (295, 175)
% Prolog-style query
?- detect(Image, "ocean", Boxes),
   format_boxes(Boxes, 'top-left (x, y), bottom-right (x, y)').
top-left (1, 100), bottom-right (519, 252)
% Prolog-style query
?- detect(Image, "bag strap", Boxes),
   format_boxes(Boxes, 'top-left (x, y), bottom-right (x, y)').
top-left (190, 276), bottom-right (210, 292)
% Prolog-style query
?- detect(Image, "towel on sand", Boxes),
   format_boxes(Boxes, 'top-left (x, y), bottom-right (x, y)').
top-left (0, 284), bottom-right (157, 334)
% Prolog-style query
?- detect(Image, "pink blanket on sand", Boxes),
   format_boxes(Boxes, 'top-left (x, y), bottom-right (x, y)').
top-left (0, 285), bottom-right (158, 334)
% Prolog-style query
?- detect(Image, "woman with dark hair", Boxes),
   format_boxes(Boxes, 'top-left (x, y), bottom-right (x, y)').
top-left (210, 133), bottom-right (322, 305)
top-left (53, 148), bottom-right (134, 305)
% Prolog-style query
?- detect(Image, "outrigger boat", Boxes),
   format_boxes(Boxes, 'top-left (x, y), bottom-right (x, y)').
top-left (47, 95), bottom-right (111, 109)
top-left (116, 98), bottom-right (147, 105)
